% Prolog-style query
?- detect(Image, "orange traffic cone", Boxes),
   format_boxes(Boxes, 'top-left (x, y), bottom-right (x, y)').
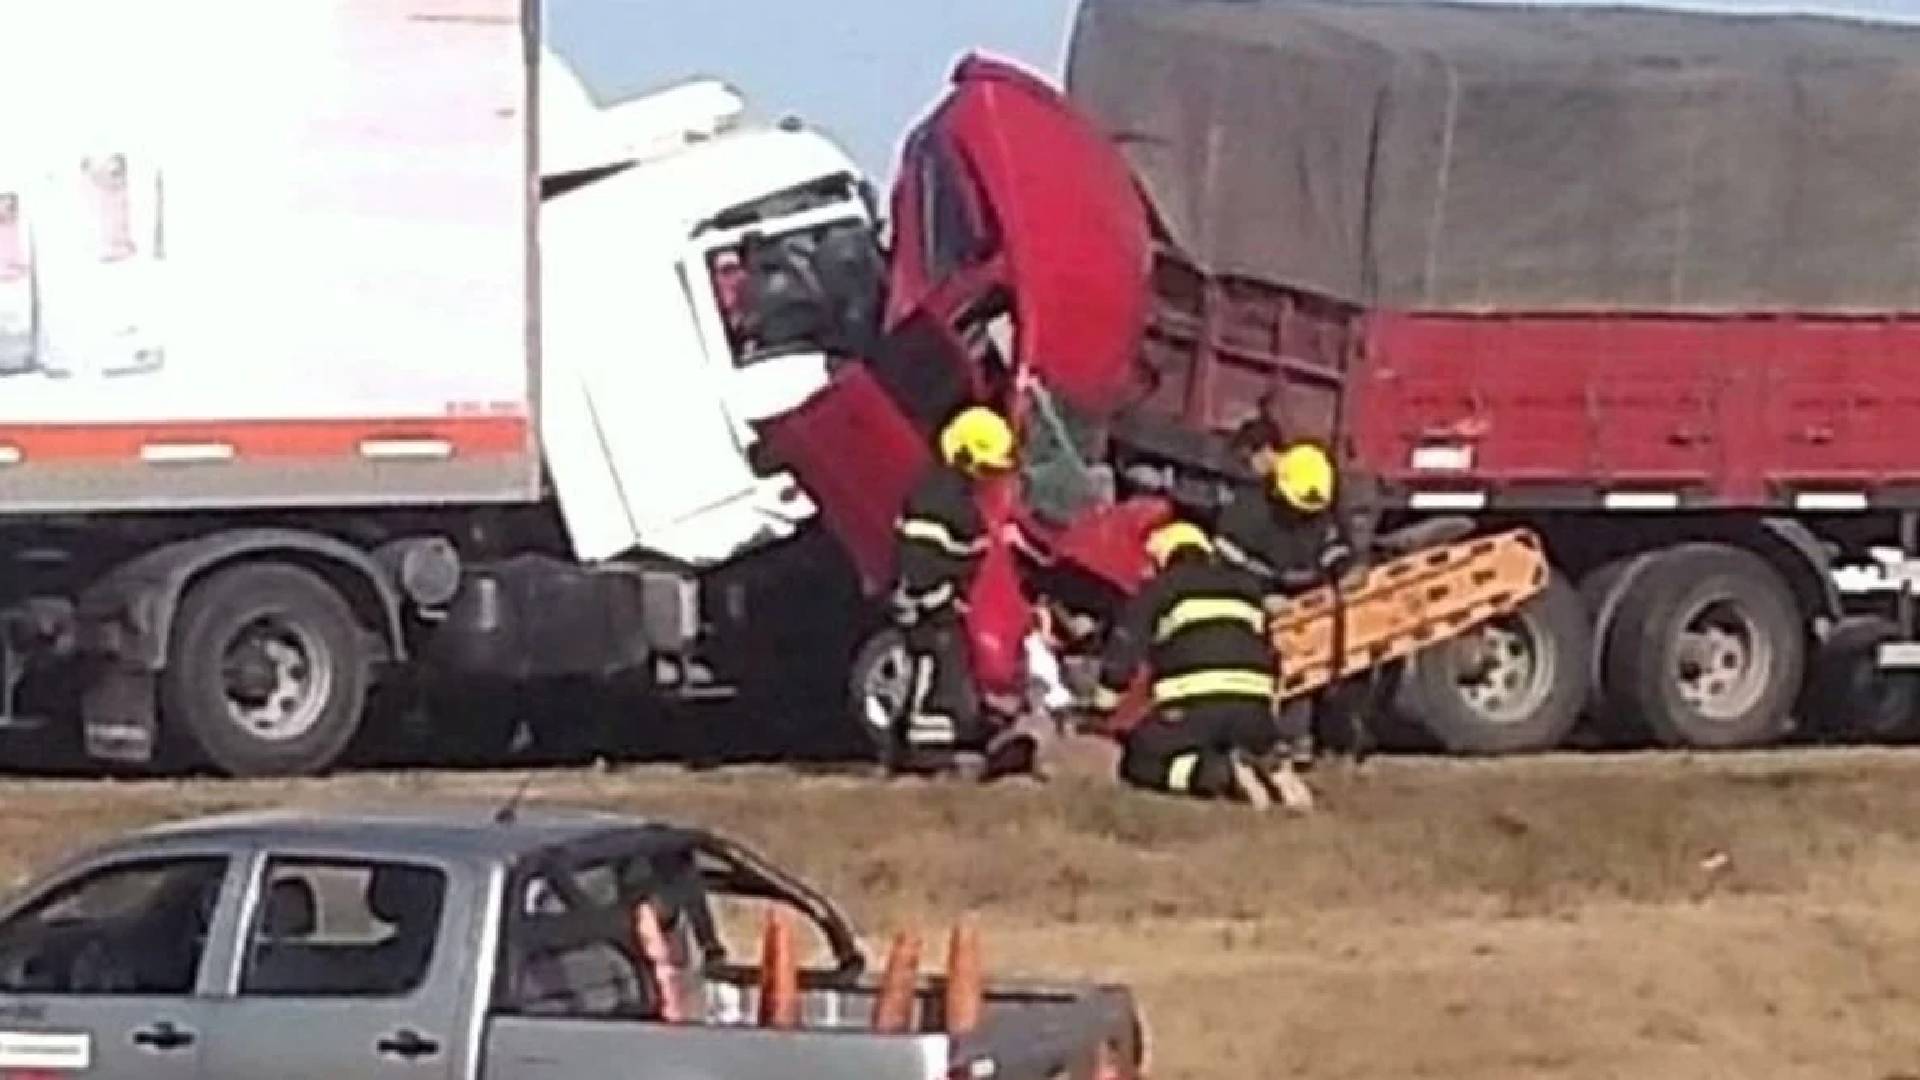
top-left (943, 916), bottom-right (983, 1036)
top-left (757, 910), bottom-right (800, 1029)
top-left (872, 930), bottom-right (922, 1033)
top-left (632, 903), bottom-right (683, 1022)
top-left (1091, 1040), bottom-right (1129, 1080)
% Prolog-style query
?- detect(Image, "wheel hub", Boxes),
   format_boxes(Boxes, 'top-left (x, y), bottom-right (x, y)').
top-left (219, 615), bottom-right (333, 743)
top-left (1454, 619), bottom-right (1554, 725)
top-left (223, 641), bottom-right (280, 702)
top-left (862, 643), bottom-right (914, 735)
top-left (1671, 600), bottom-right (1770, 722)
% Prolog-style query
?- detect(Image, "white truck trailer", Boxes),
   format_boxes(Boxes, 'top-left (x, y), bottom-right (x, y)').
top-left (0, 1), bottom-right (886, 775)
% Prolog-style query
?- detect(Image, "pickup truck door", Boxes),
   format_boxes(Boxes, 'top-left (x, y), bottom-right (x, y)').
top-left (0, 852), bottom-right (236, 1080)
top-left (200, 854), bottom-right (476, 1080)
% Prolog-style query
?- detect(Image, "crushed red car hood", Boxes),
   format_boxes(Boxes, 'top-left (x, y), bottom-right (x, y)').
top-left (925, 56), bottom-right (1152, 417)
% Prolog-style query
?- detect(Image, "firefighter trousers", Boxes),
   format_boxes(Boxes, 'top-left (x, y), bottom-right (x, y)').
top-left (901, 607), bottom-right (982, 748)
top-left (1119, 698), bottom-right (1280, 800)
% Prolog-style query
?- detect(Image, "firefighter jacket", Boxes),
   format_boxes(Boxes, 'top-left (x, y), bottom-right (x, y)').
top-left (893, 464), bottom-right (988, 614)
top-left (1093, 552), bottom-right (1278, 713)
top-left (1215, 481), bottom-right (1348, 593)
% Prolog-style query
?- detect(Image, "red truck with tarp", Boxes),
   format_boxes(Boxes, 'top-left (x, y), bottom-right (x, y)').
top-left (765, 0), bottom-right (1920, 757)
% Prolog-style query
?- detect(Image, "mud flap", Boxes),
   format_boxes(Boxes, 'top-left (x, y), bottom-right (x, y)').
top-left (81, 666), bottom-right (157, 764)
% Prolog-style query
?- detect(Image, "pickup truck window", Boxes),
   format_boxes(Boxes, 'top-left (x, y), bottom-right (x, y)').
top-left (0, 856), bottom-right (226, 996)
top-left (239, 858), bottom-right (445, 998)
top-left (494, 833), bottom-right (868, 1032)
top-left (497, 862), bottom-right (669, 1021)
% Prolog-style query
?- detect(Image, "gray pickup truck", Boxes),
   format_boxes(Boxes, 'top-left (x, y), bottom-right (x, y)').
top-left (0, 807), bottom-right (1142, 1080)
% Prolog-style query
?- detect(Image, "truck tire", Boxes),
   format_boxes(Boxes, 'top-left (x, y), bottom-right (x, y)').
top-left (1602, 544), bottom-right (1804, 749)
top-left (1802, 616), bottom-right (1920, 744)
top-left (162, 562), bottom-right (371, 777)
top-left (848, 627), bottom-right (911, 763)
top-left (1576, 552), bottom-right (1660, 741)
top-left (1402, 571), bottom-right (1591, 755)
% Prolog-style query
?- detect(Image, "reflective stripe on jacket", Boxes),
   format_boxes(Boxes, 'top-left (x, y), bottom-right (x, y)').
top-left (1098, 551), bottom-right (1277, 713)
top-left (894, 466), bottom-right (987, 598)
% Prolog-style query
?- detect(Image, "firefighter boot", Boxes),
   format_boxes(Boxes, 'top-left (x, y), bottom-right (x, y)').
top-left (1227, 752), bottom-right (1273, 811)
top-left (984, 708), bottom-right (1062, 782)
top-left (1264, 759), bottom-right (1317, 815)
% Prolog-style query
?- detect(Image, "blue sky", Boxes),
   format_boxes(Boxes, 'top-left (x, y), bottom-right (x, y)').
top-left (547, 0), bottom-right (1920, 180)
top-left (546, 0), bottom-right (1075, 180)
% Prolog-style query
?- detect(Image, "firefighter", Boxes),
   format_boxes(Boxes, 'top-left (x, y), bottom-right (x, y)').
top-left (1215, 434), bottom-right (1352, 767)
top-left (1217, 433), bottom-right (1349, 593)
top-left (1090, 521), bottom-right (1314, 812)
top-left (891, 405), bottom-right (1018, 755)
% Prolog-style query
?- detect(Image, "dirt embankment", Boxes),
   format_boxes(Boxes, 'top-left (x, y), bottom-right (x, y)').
top-left (4, 751), bottom-right (1920, 1079)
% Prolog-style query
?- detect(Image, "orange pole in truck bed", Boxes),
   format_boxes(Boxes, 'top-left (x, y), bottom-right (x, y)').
top-left (757, 911), bottom-right (801, 1029)
top-left (872, 930), bottom-right (922, 1034)
top-left (943, 917), bottom-right (985, 1036)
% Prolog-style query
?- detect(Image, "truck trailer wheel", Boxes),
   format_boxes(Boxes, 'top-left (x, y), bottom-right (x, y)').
top-left (1602, 544), bottom-right (1804, 749)
top-left (1402, 572), bottom-right (1591, 755)
top-left (162, 563), bottom-right (371, 777)
top-left (1576, 552), bottom-right (1661, 742)
top-left (1804, 620), bottom-right (1920, 744)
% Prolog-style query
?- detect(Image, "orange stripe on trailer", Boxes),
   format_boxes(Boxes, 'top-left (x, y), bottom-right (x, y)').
top-left (0, 415), bottom-right (530, 462)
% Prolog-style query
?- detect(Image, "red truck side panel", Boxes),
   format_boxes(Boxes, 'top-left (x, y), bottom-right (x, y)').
top-left (1352, 312), bottom-right (1920, 509)
top-left (1135, 255), bottom-right (1360, 447)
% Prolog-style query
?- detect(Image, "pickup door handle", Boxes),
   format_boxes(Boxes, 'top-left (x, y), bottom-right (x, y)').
top-left (132, 1021), bottom-right (196, 1051)
top-left (377, 1029), bottom-right (441, 1060)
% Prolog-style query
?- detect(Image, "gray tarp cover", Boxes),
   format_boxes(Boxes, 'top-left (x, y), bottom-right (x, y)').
top-left (1066, 0), bottom-right (1920, 311)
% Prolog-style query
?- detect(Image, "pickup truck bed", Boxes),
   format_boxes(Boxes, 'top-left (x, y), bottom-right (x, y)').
top-left (488, 981), bottom-right (1137, 1080)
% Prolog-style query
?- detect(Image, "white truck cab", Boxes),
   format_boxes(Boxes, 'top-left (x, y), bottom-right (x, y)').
top-left (538, 57), bottom-right (878, 567)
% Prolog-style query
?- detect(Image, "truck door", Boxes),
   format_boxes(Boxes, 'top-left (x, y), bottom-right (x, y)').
top-left (540, 172), bottom-right (781, 566)
top-left (679, 206), bottom-right (875, 532)
top-left (0, 853), bottom-right (233, 1080)
top-left (201, 855), bottom-right (472, 1080)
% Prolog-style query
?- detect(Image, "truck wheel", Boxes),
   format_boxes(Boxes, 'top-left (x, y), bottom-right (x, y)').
top-left (1403, 572), bottom-right (1591, 755)
top-left (1577, 553), bottom-right (1660, 741)
top-left (1802, 616), bottom-right (1919, 744)
top-left (1603, 544), bottom-right (1804, 749)
top-left (163, 563), bottom-right (371, 777)
top-left (1848, 671), bottom-right (1920, 743)
top-left (848, 627), bottom-right (911, 762)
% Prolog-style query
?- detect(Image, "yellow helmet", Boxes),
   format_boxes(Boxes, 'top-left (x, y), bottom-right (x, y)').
top-left (1146, 522), bottom-right (1213, 567)
top-left (1272, 442), bottom-right (1336, 513)
top-left (939, 406), bottom-right (1016, 473)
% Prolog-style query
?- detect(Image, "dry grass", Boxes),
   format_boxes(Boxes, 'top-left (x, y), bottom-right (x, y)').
top-left (7, 749), bottom-right (1920, 1078)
